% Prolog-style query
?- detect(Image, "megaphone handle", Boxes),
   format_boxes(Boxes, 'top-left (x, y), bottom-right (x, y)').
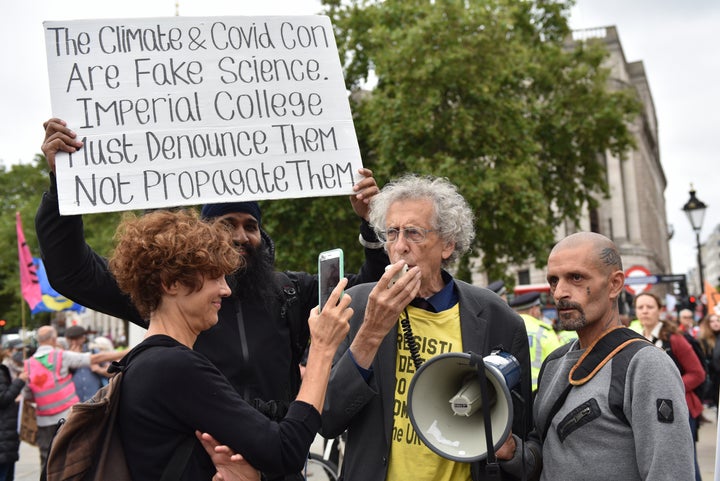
top-left (469, 352), bottom-right (501, 479)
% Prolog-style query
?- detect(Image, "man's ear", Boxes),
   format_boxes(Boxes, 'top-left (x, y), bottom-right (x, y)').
top-left (608, 270), bottom-right (625, 300)
top-left (441, 241), bottom-right (456, 261)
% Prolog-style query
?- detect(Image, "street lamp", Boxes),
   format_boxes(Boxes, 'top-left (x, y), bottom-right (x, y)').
top-left (682, 185), bottom-right (708, 295)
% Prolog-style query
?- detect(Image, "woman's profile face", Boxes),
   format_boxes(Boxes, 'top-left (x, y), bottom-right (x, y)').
top-left (635, 294), bottom-right (661, 330)
top-left (174, 275), bottom-right (231, 333)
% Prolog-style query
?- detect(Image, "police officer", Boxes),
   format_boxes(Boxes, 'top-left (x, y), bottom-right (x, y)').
top-left (509, 292), bottom-right (561, 391)
top-left (487, 279), bottom-right (508, 301)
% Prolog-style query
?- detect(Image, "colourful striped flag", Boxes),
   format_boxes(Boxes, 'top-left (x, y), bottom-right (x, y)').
top-left (31, 258), bottom-right (85, 314)
top-left (16, 212), bottom-right (42, 310)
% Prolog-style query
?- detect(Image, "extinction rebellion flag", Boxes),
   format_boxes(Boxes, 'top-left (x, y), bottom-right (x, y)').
top-left (16, 211), bottom-right (84, 314)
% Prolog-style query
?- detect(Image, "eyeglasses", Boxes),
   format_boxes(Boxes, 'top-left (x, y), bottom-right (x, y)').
top-left (378, 227), bottom-right (436, 243)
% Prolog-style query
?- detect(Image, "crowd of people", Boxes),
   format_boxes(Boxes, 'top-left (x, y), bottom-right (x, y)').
top-left (4, 116), bottom-right (711, 480)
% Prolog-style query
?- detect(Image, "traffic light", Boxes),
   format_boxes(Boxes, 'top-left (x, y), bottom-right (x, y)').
top-left (0, 319), bottom-right (5, 336)
top-left (688, 295), bottom-right (697, 311)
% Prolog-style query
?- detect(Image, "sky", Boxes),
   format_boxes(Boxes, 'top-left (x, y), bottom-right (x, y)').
top-left (2, 0), bottom-right (718, 279)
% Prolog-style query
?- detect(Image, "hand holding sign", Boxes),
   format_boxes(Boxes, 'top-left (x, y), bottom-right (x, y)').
top-left (44, 16), bottom-right (363, 215)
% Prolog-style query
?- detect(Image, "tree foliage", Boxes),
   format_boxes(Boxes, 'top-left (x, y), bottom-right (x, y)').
top-left (0, 1), bottom-right (642, 309)
top-left (0, 158), bottom-right (52, 328)
top-left (0, 157), bottom-right (124, 329)
top-left (313, 0), bottom-right (640, 283)
top-left (261, 194), bottom-right (370, 275)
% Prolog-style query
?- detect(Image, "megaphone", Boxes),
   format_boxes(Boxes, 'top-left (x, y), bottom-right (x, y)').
top-left (407, 350), bottom-right (520, 462)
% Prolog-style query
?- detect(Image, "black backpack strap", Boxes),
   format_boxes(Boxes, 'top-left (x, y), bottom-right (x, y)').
top-left (121, 343), bottom-right (197, 480)
top-left (541, 383), bottom-right (573, 443)
top-left (608, 340), bottom-right (654, 425)
top-left (568, 327), bottom-right (649, 385)
top-left (537, 342), bottom-right (574, 442)
top-left (275, 272), bottom-right (308, 367)
top-left (660, 338), bottom-right (681, 370)
top-left (540, 327), bottom-right (651, 439)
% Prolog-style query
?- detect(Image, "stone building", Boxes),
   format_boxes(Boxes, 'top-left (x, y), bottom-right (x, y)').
top-left (499, 26), bottom-right (674, 304)
top-left (699, 223), bottom-right (720, 293)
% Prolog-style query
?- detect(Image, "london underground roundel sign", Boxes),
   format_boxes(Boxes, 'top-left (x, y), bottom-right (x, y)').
top-left (624, 265), bottom-right (655, 295)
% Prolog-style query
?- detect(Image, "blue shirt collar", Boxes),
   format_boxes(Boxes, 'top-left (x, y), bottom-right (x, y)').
top-left (422, 270), bottom-right (458, 312)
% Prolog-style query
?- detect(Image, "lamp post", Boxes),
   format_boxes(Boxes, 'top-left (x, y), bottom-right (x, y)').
top-left (682, 185), bottom-right (708, 295)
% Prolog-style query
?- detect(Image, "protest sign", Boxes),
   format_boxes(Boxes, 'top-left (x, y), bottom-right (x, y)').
top-left (43, 16), bottom-right (363, 215)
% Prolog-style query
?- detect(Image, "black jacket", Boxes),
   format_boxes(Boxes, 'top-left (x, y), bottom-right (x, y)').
top-left (0, 364), bottom-right (25, 464)
top-left (119, 335), bottom-right (321, 481)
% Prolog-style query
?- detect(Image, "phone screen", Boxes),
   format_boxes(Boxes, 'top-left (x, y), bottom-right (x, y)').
top-left (318, 249), bottom-right (343, 312)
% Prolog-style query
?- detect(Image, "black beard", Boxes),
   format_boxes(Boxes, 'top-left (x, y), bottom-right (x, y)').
top-left (228, 242), bottom-right (280, 303)
top-left (555, 300), bottom-right (587, 331)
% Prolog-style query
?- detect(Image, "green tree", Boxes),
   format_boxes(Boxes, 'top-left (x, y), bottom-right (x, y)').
top-left (314, 0), bottom-right (640, 283)
top-left (262, 194), bottom-right (370, 275)
top-left (0, 158), bottom-right (51, 328)
top-left (0, 157), bottom-right (124, 329)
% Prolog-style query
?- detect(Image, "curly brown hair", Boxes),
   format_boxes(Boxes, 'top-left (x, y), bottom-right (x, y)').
top-left (108, 209), bottom-right (242, 319)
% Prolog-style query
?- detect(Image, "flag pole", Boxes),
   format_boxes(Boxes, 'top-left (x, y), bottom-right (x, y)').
top-left (20, 295), bottom-right (27, 360)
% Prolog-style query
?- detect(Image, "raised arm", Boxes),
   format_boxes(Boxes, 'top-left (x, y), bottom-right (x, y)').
top-left (35, 118), bottom-right (147, 327)
top-left (346, 168), bottom-right (390, 286)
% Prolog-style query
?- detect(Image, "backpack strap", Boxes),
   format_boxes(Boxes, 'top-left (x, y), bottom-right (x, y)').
top-left (274, 272), bottom-right (308, 390)
top-left (568, 326), bottom-right (650, 385)
top-left (109, 345), bottom-right (196, 481)
top-left (537, 342), bottom-right (575, 442)
top-left (540, 327), bottom-right (651, 439)
top-left (608, 340), bottom-right (654, 425)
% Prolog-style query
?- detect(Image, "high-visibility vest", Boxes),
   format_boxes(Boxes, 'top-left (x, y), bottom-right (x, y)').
top-left (520, 314), bottom-right (562, 391)
top-left (25, 350), bottom-right (79, 416)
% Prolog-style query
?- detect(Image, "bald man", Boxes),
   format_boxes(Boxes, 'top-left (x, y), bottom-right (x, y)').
top-left (497, 232), bottom-right (694, 480)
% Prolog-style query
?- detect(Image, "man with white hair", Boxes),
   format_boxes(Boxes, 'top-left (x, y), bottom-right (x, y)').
top-left (321, 174), bottom-right (531, 481)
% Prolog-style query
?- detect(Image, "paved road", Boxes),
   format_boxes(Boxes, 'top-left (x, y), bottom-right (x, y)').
top-left (15, 408), bottom-right (719, 480)
top-left (699, 406), bottom-right (717, 481)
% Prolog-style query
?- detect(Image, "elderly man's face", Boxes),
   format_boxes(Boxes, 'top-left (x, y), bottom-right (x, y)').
top-left (383, 198), bottom-right (454, 295)
top-left (679, 311), bottom-right (695, 330)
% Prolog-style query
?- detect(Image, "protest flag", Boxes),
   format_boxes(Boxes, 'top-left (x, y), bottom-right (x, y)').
top-left (16, 212), bottom-right (42, 310)
top-left (706, 280), bottom-right (720, 316)
top-left (31, 258), bottom-right (85, 314)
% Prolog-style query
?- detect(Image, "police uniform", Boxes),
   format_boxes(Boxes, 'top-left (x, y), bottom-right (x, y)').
top-left (510, 292), bottom-right (561, 391)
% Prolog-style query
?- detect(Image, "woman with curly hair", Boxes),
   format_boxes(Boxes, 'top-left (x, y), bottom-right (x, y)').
top-left (109, 210), bottom-right (352, 481)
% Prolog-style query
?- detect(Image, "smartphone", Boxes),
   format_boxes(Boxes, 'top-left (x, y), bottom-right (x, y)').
top-left (318, 248), bottom-right (344, 312)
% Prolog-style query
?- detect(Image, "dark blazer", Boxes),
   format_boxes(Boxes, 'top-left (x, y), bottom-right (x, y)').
top-left (322, 278), bottom-right (532, 481)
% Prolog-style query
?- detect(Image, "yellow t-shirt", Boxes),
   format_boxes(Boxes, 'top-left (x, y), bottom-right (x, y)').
top-left (386, 304), bottom-right (471, 481)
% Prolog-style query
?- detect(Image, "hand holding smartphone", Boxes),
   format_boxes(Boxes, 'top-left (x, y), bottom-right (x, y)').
top-left (318, 248), bottom-right (344, 312)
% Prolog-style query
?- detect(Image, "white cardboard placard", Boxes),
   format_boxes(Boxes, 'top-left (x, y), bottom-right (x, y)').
top-left (44, 16), bottom-right (362, 214)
